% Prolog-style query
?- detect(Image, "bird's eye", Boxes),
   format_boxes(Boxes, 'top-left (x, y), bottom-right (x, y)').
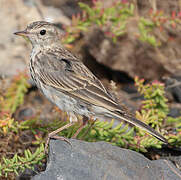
top-left (40, 29), bottom-right (46, 35)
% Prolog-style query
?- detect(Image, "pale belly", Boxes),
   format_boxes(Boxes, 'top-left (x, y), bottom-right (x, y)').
top-left (40, 83), bottom-right (93, 117)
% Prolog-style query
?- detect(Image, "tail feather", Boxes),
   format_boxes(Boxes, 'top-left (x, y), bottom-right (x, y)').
top-left (108, 111), bottom-right (167, 144)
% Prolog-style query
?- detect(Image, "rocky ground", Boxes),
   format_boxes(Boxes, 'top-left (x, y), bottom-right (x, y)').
top-left (31, 139), bottom-right (181, 180)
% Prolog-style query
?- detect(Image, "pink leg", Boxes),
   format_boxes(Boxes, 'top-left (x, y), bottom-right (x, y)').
top-left (44, 122), bottom-right (74, 153)
top-left (72, 116), bottom-right (88, 138)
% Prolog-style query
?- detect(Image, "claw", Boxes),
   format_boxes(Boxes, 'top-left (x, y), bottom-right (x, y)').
top-left (51, 135), bottom-right (73, 148)
top-left (44, 122), bottom-right (74, 154)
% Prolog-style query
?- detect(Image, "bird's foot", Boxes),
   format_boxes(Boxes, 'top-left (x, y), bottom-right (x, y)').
top-left (44, 135), bottom-right (72, 154)
top-left (44, 122), bottom-right (74, 154)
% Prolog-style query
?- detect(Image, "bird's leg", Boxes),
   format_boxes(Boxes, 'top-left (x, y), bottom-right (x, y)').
top-left (44, 122), bottom-right (74, 154)
top-left (79, 117), bottom-right (96, 139)
top-left (44, 112), bottom-right (79, 153)
top-left (72, 116), bottom-right (88, 138)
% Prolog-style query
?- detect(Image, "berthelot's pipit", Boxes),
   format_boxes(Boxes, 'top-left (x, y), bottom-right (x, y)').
top-left (14, 21), bottom-right (167, 151)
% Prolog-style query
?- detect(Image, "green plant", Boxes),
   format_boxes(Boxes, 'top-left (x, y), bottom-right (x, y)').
top-left (135, 77), bottom-right (181, 148)
top-left (62, 0), bottom-right (181, 46)
top-left (166, 116), bottom-right (181, 145)
top-left (0, 72), bottom-right (46, 178)
top-left (135, 77), bottom-right (169, 129)
top-left (0, 144), bottom-right (45, 178)
top-left (0, 72), bottom-right (30, 135)
top-left (138, 17), bottom-right (159, 47)
top-left (4, 72), bottom-right (30, 114)
top-left (138, 9), bottom-right (181, 46)
top-left (63, 0), bottom-right (134, 43)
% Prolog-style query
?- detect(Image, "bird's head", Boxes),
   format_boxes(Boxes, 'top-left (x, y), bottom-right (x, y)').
top-left (14, 21), bottom-right (63, 47)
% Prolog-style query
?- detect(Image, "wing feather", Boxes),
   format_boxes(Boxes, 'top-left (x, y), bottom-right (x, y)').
top-left (35, 51), bottom-right (123, 112)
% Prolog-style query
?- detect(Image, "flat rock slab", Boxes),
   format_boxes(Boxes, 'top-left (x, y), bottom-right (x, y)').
top-left (33, 139), bottom-right (181, 180)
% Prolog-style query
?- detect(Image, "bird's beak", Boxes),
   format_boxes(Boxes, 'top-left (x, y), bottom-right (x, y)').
top-left (14, 30), bottom-right (29, 37)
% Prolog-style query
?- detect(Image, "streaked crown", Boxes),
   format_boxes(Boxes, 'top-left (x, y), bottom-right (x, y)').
top-left (15, 21), bottom-right (63, 47)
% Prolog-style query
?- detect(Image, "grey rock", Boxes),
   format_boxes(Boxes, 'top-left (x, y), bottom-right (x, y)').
top-left (17, 107), bottom-right (34, 120)
top-left (164, 76), bottom-right (181, 103)
top-left (168, 108), bottom-right (181, 118)
top-left (83, 15), bottom-right (181, 80)
top-left (33, 139), bottom-right (181, 180)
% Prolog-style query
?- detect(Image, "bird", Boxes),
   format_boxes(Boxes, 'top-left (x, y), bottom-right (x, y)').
top-left (14, 21), bottom-right (167, 151)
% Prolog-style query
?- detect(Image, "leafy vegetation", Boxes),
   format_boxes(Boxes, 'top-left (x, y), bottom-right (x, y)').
top-left (63, 0), bottom-right (134, 43)
top-left (62, 0), bottom-right (181, 46)
top-left (0, 144), bottom-right (44, 178)
top-left (0, 72), bottom-right (30, 135)
top-left (135, 77), bottom-right (169, 129)
top-left (135, 77), bottom-right (181, 147)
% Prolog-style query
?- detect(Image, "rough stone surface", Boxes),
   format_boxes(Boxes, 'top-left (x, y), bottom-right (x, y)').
top-left (33, 139), bottom-right (181, 180)
top-left (83, 23), bottom-right (181, 80)
top-left (71, 0), bottom-right (181, 80)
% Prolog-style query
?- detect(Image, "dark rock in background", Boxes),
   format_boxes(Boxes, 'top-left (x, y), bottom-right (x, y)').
top-left (17, 107), bottom-right (34, 120)
top-left (137, 0), bottom-right (180, 15)
top-left (168, 86), bottom-right (181, 103)
top-left (168, 108), bottom-right (181, 118)
top-left (18, 167), bottom-right (38, 180)
top-left (164, 76), bottom-right (181, 104)
top-left (41, 0), bottom-right (81, 18)
top-left (33, 139), bottom-right (181, 180)
top-left (82, 24), bottom-right (181, 80)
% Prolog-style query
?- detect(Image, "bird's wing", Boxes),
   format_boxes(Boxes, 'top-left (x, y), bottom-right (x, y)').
top-left (35, 51), bottom-right (123, 112)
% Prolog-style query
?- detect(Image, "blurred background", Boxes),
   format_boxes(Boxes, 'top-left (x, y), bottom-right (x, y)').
top-left (1, 0), bottom-right (181, 178)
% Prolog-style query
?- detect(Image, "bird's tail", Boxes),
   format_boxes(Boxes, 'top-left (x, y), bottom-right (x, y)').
top-left (108, 110), bottom-right (168, 144)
